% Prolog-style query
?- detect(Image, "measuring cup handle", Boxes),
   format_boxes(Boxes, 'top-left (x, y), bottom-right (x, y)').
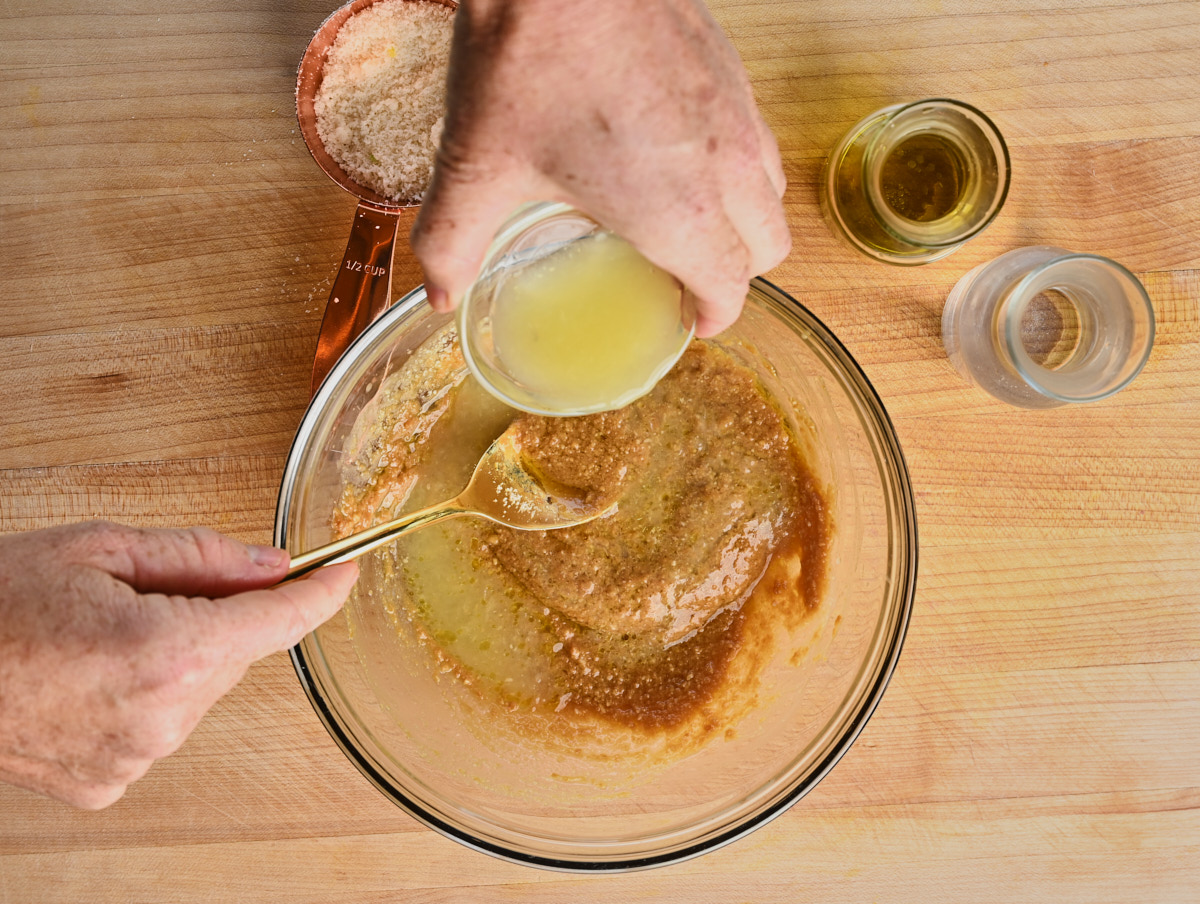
top-left (310, 202), bottom-right (401, 396)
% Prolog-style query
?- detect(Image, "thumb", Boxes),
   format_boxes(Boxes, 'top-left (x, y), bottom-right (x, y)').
top-left (410, 155), bottom-right (529, 311)
top-left (212, 562), bottom-right (360, 662)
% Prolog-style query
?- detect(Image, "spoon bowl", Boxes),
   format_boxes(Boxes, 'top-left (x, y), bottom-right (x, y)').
top-left (284, 424), bottom-right (612, 580)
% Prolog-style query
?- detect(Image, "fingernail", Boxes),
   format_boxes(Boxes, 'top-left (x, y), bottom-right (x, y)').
top-left (426, 284), bottom-right (450, 311)
top-left (249, 545), bottom-right (288, 568)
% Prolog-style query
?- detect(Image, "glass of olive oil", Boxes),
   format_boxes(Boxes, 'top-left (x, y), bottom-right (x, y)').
top-left (457, 203), bottom-right (695, 416)
top-left (821, 98), bottom-right (1010, 265)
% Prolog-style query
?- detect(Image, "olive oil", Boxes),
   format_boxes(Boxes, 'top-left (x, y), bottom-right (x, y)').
top-left (489, 233), bottom-right (688, 413)
top-left (820, 99), bottom-right (1009, 264)
top-left (879, 133), bottom-right (966, 222)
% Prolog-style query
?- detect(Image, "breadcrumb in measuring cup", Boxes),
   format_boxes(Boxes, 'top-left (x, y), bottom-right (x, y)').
top-left (314, 0), bottom-right (454, 201)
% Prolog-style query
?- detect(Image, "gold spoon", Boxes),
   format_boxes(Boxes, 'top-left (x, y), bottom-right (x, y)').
top-left (284, 427), bottom-right (611, 581)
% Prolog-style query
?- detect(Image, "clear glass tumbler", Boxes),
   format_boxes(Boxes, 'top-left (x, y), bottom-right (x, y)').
top-left (821, 98), bottom-right (1010, 264)
top-left (941, 246), bottom-right (1155, 408)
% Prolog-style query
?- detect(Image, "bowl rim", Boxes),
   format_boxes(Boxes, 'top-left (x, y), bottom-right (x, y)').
top-left (277, 276), bottom-right (918, 872)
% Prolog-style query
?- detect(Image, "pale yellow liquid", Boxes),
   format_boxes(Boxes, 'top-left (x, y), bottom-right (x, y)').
top-left (490, 233), bottom-right (688, 412)
top-left (391, 377), bottom-right (554, 701)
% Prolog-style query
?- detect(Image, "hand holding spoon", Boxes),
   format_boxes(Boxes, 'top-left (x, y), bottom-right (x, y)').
top-left (284, 426), bottom-right (612, 581)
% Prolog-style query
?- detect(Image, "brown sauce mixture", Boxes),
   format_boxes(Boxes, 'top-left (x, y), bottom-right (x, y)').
top-left (334, 334), bottom-right (831, 734)
top-left (487, 344), bottom-right (819, 645)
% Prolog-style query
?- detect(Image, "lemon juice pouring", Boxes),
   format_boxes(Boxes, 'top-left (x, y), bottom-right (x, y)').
top-left (458, 203), bottom-right (694, 416)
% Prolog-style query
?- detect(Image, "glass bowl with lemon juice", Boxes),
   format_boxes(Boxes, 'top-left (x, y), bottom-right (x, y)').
top-left (457, 203), bottom-right (695, 416)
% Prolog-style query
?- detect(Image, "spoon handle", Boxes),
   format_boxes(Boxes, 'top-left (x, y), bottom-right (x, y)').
top-left (284, 502), bottom-right (468, 581)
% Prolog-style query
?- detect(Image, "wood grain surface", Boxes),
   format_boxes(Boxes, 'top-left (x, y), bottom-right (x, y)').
top-left (2, 0), bottom-right (1198, 901)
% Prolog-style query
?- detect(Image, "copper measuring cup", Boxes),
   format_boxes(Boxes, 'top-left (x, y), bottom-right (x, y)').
top-left (296, 0), bottom-right (457, 395)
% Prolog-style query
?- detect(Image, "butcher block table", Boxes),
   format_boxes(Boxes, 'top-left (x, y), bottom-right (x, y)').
top-left (2, 0), bottom-right (1198, 900)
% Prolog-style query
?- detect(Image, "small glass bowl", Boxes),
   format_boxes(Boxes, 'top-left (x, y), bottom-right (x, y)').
top-left (457, 202), bottom-right (695, 416)
top-left (821, 98), bottom-right (1010, 265)
top-left (276, 279), bottom-right (916, 871)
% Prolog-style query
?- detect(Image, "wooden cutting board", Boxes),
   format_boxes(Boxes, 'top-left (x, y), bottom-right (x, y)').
top-left (1, 1), bottom-right (1198, 901)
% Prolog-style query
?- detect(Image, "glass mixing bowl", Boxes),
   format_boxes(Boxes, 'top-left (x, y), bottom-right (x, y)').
top-left (275, 278), bottom-right (917, 871)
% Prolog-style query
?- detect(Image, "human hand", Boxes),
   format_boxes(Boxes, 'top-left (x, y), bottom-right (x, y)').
top-left (0, 522), bottom-right (358, 809)
top-left (411, 0), bottom-right (790, 337)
